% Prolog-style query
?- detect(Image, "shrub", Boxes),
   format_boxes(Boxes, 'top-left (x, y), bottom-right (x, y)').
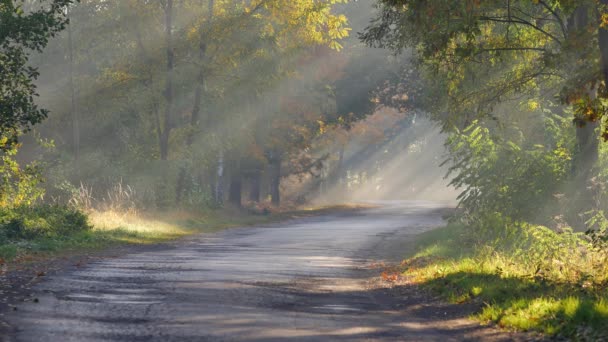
top-left (0, 205), bottom-right (90, 241)
top-left (0, 138), bottom-right (45, 208)
top-left (444, 118), bottom-right (573, 227)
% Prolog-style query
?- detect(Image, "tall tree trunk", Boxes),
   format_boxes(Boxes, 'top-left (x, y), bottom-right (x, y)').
top-left (561, 4), bottom-right (602, 224)
top-left (598, 0), bottom-right (608, 147)
top-left (249, 171), bottom-right (261, 202)
top-left (133, 11), bottom-right (163, 165)
top-left (574, 122), bottom-right (599, 178)
top-left (600, 1), bottom-right (608, 88)
top-left (270, 154), bottom-right (281, 206)
top-left (175, 167), bottom-right (187, 204)
top-left (176, 0), bottom-right (215, 203)
top-left (67, 8), bottom-right (80, 175)
top-left (228, 172), bottom-right (242, 207)
top-left (160, 0), bottom-right (174, 161)
top-left (566, 5), bottom-right (599, 181)
top-left (188, 0), bottom-right (214, 144)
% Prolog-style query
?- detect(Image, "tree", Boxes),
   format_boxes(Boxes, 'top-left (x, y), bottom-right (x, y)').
top-left (28, 0), bottom-right (354, 208)
top-left (66, 6), bottom-right (79, 171)
top-left (159, 0), bottom-right (174, 161)
top-left (362, 0), bottom-right (608, 200)
top-left (0, 0), bottom-right (76, 147)
top-left (196, 0), bottom-right (351, 207)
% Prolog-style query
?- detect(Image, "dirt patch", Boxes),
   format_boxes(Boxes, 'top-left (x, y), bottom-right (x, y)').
top-left (367, 274), bottom-right (545, 341)
top-left (241, 267), bottom-right (545, 341)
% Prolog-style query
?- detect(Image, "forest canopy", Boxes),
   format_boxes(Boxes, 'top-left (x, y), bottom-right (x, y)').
top-left (362, 0), bottom-right (608, 227)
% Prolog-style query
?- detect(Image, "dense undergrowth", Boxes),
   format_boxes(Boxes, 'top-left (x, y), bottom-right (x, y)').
top-left (403, 221), bottom-right (608, 340)
top-left (395, 114), bottom-right (608, 340)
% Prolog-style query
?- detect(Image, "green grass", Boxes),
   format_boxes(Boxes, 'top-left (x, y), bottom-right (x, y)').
top-left (0, 229), bottom-right (146, 261)
top-left (403, 224), bottom-right (608, 340)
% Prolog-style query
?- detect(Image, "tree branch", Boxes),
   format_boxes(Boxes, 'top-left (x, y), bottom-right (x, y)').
top-left (538, 0), bottom-right (568, 39)
top-left (479, 15), bottom-right (562, 46)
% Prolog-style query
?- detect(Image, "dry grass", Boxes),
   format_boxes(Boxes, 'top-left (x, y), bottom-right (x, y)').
top-left (88, 210), bottom-right (191, 240)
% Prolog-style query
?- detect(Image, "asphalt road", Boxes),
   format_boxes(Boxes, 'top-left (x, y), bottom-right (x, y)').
top-left (3, 201), bottom-right (527, 341)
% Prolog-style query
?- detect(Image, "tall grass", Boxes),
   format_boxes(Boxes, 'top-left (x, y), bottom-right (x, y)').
top-left (401, 222), bottom-right (608, 340)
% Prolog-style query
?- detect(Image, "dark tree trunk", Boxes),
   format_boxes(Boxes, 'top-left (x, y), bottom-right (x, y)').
top-left (228, 173), bottom-right (242, 207)
top-left (249, 171), bottom-right (261, 202)
top-left (67, 8), bottom-right (79, 175)
top-left (160, 0), bottom-right (174, 161)
top-left (176, 168), bottom-right (187, 204)
top-left (574, 122), bottom-right (599, 178)
top-left (599, 1), bottom-right (608, 102)
top-left (565, 5), bottom-right (599, 181)
top-left (188, 0), bottom-right (214, 145)
top-left (559, 4), bottom-right (603, 223)
top-left (270, 156), bottom-right (281, 206)
top-left (134, 13), bottom-right (164, 166)
top-left (176, 1), bottom-right (215, 204)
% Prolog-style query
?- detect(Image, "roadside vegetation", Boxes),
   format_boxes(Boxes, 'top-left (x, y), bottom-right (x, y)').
top-left (0, 205), bottom-right (262, 262)
top-left (0, 184), bottom-right (367, 263)
top-left (363, 1), bottom-right (608, 340)
top-left (401, 222), bottom-right (608, 340)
